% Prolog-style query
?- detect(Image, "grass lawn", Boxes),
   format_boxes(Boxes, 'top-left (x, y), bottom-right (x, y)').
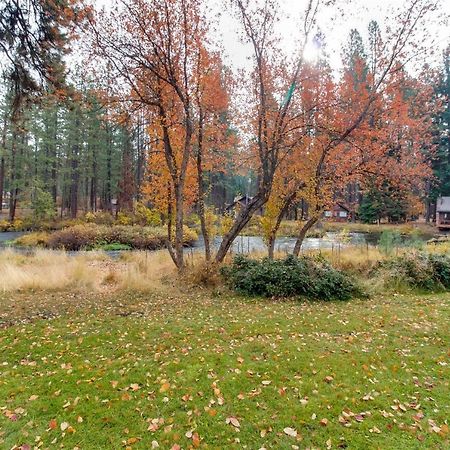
top-left (0, 289), bottom-right (448, 449)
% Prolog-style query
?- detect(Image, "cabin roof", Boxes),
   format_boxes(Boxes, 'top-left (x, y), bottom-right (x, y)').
top-left (225, 195), bottom-right (253, 211)
top-left (437, 197), bottom-right (450, 212)
top-left (335, 202), bottom-right (351, 212)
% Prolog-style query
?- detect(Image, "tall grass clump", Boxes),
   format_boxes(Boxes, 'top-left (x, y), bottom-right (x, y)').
top-left (0, 250), bottom-right (105, 292)
top-left (376, 252), bottom-right (450, 292)
top-left (378, 230), bottom-right (402, 255)
top-left (115, 250), bottom-right (178, 291)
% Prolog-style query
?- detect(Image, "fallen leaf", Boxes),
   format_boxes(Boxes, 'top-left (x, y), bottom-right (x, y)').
top-left (192, 432), bottom-right (200, 447)
top-left (283, 427), bottom-right (297, 437)
top-left (226, 417), bottom-right (240, 428)
top-left (160, 382), bottom-right (170, 393)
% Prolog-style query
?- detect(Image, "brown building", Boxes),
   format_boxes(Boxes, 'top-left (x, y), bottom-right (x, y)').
top-left (323, 202), bottom-right (351, 222)
top-left (436, 197), bottom-right (450, 229)
top-left (225, 195), bottom-right (263, 216)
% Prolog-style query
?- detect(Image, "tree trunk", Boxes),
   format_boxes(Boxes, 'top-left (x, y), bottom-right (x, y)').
top-left (70, 156), bottom-right (79, 218)
top-left (0, 156), bottom-right (4, 211)
top-left (267, 193), bottom-right (296, 259)
top-left (292, 216), bottom-right (319, 256)
top-left (117, 125), bottom-right (134, 212)
top-left (51, 108), bottom-right (58, 204)
top-left (105, 125), bottom-right (113, 212)
top-left (215, 194), bottom-right (267, 263)
top-left (196, 113), bottom-right (211, 261)
top-left (8, 127), bottom-right (18, 222)
top-left (0, 105), bottom-right (7, 211)
top-left (174, 183), bottom-right (184, 268)
top-left (135, 112), bottom-right (145, 201)
top-left (69, 117), bottom-right (80, 219)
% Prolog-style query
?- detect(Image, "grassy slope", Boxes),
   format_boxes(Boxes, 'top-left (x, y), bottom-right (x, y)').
top-left (0, 290), bottom-right (449, 449)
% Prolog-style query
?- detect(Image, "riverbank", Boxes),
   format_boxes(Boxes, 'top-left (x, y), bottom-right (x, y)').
top-left (240, 220), bottom-right (438, 238)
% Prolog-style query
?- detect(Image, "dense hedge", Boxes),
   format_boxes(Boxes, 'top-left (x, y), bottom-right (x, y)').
top-left (221, 254), bottom-right (360, 300)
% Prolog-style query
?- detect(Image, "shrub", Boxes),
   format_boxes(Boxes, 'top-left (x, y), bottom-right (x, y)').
top-left (31, 185), bottom-right (56, 222)
top-left (181, 225), bottom-right (198, 246)
top-left (47, 224), bottom-right (99, 250)
top-left (183, 262), bottom-right (222, 288)
top-left (14, 232), bottom-right (50, 247)
top-left (0, 220), bottom-right (10, 232)
top-left (377, 252), bottom-right (450, 291)
top-left (96, 242), bottom-right (132, 251)
top-left (44, 224), bottom-right (198, 251)
top-left (135, 203), bottom-right (162, 226)
top-left (117, 211), bottom-right (133, 226)
top-left (84, 212), bottom-right (96, 223)
top-left (221, 254), bottom-right (359, 300)
top-left (90, 211), bottom-right (115, 226)
top-left (10, 218), bottom-right (25, 231)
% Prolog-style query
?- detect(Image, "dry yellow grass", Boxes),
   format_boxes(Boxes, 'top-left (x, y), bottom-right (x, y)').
top-left (115, 250), bottom-right (177, 291)
top-left (0, 249), bottom-right (109, 292)
top-left (1, 240), bottom-right (449, 294)
top-left (0, 249), bottom-right (188, 293)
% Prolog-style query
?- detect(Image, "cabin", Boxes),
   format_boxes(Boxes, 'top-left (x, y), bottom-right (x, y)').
top-left (323, 202), bottom-right (351, 222)
top-left (225, 195), bottom-right (263, 216)
top-left (436, 197), bottom-right (450, 229)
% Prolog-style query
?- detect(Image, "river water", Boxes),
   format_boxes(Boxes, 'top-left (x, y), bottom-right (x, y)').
top-left (0, 230), bottom-right (427, 257)
top-left (192, 232), bottom-right (371, 255)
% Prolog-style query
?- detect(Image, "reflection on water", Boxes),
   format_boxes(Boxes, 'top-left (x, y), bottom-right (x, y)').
top-left (194, 232), bottom-right (370, 254)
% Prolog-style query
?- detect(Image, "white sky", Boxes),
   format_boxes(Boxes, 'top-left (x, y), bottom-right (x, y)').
top-left (89, 0), bottom-right (449, 75)
top-left (206, 0), bottom-right (450, 72)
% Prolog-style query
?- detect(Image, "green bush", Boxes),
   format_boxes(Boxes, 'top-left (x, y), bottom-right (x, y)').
top-left (377, 252), bottom-right (450, 291)
top-left (31, 185), bottom-right (56, 222)
top-left (221, 254), bottom-right (360, 300)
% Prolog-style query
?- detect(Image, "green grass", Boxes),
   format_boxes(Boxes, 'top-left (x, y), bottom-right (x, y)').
top-left (0, 290), bottom-right (449, 449)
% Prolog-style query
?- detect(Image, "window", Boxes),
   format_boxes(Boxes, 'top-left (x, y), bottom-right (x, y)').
top-left (339, 211), bottom-right (348, 218)
top-left (324, 211), bottom-right (332, 217)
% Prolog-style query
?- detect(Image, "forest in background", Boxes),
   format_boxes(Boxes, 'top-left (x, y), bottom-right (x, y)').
top-left (0, 0), bottom-right (449, 267)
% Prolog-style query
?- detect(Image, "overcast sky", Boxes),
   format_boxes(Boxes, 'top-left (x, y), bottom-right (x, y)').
top-left (206, 0), bottom-right (450, 72)
top-left (90, 0), bottom-right (449, 74)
